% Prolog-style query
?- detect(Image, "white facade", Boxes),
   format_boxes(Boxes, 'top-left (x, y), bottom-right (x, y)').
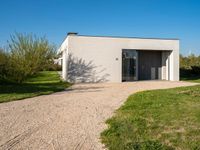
top-left (58, 33), bottom-right (179, 83)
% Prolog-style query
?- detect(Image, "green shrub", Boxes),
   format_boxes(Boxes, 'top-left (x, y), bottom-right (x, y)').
top-left (180, 54), bottom-right (200, 69)
top-left (7, 33), bottom-right (56, 83)
top-left (46, 63), bottom-right (62, 71)
top-left (0, 49), bottom-right (10, 82)
top-left (180, 68), bottom-right (192, 78)
top-left (180, 54), bottom-right (200, 77)
top-left (191, 66), bottom-right (200, 74)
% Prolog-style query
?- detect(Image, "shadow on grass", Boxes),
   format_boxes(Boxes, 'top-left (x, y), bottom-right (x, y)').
top-left (0, 82), bottom-right (69, 94)
top-left (0, 71), bottom-right (71, 103)
top-left (0, 82), bottom-right (71, 103)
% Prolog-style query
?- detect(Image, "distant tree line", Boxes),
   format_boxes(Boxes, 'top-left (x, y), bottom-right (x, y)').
top-left (180, 54), bottom-right (200, 77)
top-left (0, 33), bottom-right (60, 83)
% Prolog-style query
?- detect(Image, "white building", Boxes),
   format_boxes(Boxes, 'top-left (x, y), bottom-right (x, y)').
top-left (58, 33), bottom-right (179, 83)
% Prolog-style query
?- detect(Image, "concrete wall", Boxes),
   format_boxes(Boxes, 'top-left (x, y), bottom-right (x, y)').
top-left (60, 37), bottom-right (69, 80)
top-left (162, 51), bottom-right (171, 80)
top-left (59, 35), bottom-right (179, 82)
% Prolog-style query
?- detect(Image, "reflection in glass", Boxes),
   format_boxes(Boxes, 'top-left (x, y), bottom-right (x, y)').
top-left (122, 50), bottom-right (137, 81)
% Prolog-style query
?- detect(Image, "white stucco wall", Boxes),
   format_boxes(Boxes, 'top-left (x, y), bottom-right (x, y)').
top-left (60, 36), bottom-right (69, 80)
top-left (59, 34), bottom-right (179, 82)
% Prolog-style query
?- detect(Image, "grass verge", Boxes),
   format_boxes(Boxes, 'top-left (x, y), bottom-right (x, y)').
top-left (0, 71), bottom-right (71, 103)
top-left (101, 85), bottom-right (200, 150)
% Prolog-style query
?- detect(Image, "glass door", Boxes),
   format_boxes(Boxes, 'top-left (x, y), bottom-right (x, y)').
top-left (122, 50), bottom-right (137, 82)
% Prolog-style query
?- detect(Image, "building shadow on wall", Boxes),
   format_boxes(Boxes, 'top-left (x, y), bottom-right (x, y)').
top-left (67, 54), bottom-right (110, 83)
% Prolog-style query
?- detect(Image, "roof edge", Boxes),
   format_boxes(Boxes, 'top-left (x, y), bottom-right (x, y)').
top-left (73, 34), bottom-right (179, 41)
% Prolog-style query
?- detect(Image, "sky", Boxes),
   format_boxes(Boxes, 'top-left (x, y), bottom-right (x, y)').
top-left (0, 0), bottom-right (200, 55)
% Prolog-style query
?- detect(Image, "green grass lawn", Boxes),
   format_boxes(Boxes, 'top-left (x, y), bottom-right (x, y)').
top-left (101, 85), bottom-right (200, 150)
top-left (0, 71), bottom-right (71, 103)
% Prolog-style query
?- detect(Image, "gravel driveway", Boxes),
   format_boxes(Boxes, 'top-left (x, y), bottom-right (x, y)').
top-left (0, 81), bottom-right (197, 150)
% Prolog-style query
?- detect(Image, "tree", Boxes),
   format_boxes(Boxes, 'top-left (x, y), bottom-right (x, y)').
top-left (7, 33), bottom-right (56, 83)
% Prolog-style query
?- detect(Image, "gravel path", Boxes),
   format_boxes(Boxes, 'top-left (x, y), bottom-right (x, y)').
top-left (0, 81), bottom-right (197, 150)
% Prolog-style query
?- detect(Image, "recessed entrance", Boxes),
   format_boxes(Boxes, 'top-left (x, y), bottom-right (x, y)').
top-left (122, 50), bottom-right (163, 82)
top-left (138, 50), bottom-right (162, 80)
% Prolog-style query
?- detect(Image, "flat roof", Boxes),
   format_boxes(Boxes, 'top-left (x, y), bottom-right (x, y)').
top-left (73, 34), bottom-right (179, 41)
top-left (58, 33), bottom-right (179, 53)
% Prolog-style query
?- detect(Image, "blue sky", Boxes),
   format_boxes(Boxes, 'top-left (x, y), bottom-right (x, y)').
top-left (0, 0), bottom-right (200, 55)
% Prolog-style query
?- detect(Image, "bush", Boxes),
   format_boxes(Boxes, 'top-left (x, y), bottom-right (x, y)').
top-left (0, 49), bottom-right (10, 82)
top-left (191, 66), bottom-right (200, 75)
top-left (46, 63), bottom-right (62, 71)
top-left (180, 54), bottom-right (200, 77)
top-left (1, 33), bottom-right (57, 83)
top-left (180, 54), bottom-right (200, 69)
top-left (180, 68), bottom-right (192, 78)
